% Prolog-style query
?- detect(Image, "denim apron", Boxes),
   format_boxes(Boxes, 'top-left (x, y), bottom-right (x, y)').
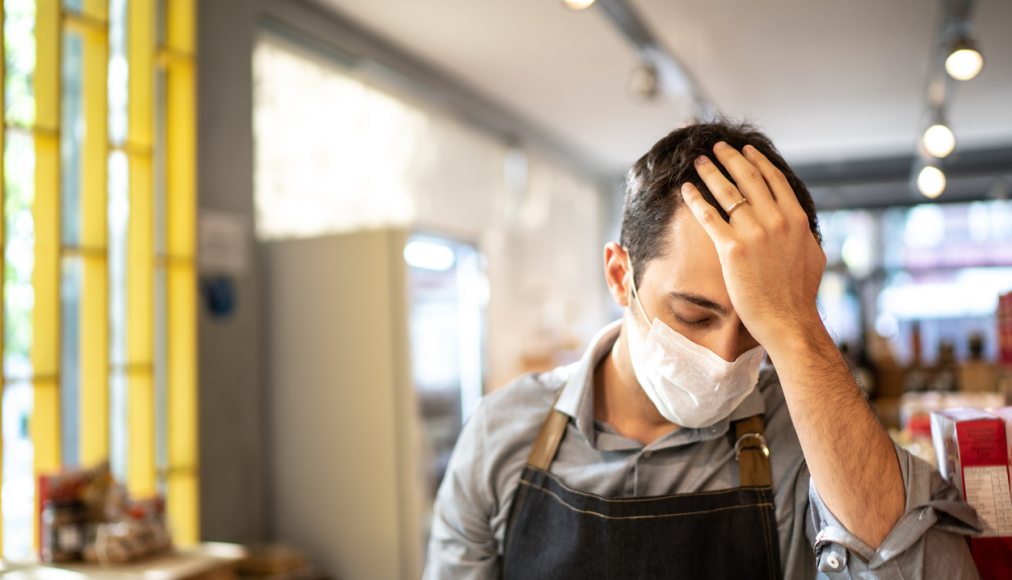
top-left (502, 403), bottom-right (782, 579)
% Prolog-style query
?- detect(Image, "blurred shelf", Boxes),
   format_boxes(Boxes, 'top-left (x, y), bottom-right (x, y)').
top-left (0, 543), bottom-right (246, 580)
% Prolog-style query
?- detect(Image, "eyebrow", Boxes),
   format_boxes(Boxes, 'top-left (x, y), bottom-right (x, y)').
top-left (667, 292), bottom-right (730, 317)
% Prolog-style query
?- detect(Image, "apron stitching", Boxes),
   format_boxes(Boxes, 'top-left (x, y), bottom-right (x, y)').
top-left (759, 493), bottom-right (776, 579)
top-left (755, 488), bottom-right (768, 578)
top-left (519, 479), bottom-right (775, 521)
top-left (529, 467), bottom-right (771, 503)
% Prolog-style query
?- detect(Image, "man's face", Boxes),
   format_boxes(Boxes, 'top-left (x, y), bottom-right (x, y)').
top-left (628, 208), bottom-right (761, 362)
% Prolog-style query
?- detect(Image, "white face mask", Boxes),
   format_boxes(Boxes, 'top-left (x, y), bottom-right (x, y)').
top-left (625, 268), bottom-right (765, 428)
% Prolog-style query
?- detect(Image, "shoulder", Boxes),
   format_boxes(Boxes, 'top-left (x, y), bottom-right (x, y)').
top-left (464, 364), bottom-right (575, 502)
top-left (467, 364), bottom-right (573, 469)
top-left (478, 363), bottom-right (573, 433)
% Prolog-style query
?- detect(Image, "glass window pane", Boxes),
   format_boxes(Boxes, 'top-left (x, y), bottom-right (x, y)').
top-left (108, 150), bottom-right (129, 481)
top-left (109, 369), bottom-right (127, 480)
top-left (107, 0), bottom-right (128, 486)
top-left (2, 380), bottom-right (34, 560)
top-left (59, 28), bottom-right (86, 471)
top-left (154, 68), bottom-right (166, 256)
top-left (61, 31), bottom-right (84, 246)
top-left (60, 256), bottom-right (82, 468)
top-left (4, 0), bottom-right (36, 128)
top-left (155, 264), bottom-right (167, 495)
top-left (108, 0), bottom-right (128, 146)
top-left (154, 59), bottom-right (168, 495)
top-left (4, 129), bottom-right (35, 378)
top-left (3, 0), bottom-right (38, 548)
top-left (155, 0), bottom-right (166, 49)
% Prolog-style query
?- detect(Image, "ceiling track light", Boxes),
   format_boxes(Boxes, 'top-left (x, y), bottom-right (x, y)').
top-left (917, 164), bottom-right (947, 199)
top-left (629, 62), bottom-right (660, 100)
top-left (562, 0), bottom-right (597, 11)
top-left (921, 109), bottom-right (956, 158)
top-left (594, 0), bottom-right (719, 115)
top-left (945, 34), bottom-right (984, 81)
top-left (910, 0), bottom-right (982, 201)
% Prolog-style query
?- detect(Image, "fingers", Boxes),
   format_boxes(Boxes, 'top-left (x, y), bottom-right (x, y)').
top-left (710, 141), bottom-right (778, 214)
top-left (742, 145), bottom-right (806, 218)
top-left (692, 155), bottom-right (754, 222)
top-left (680, 182), bottom-right (735, 242)
top-left (692, 141), bottom-right (810, 240)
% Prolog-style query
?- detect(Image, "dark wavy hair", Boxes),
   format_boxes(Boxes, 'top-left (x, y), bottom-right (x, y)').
top-left (619, 121), bottom-right (822, 286)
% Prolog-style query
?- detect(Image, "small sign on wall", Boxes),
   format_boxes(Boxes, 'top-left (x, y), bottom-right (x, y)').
top-left (199, 209), bottom-right (250, 276)
top-left (199, 210), bottom-right (250, 319)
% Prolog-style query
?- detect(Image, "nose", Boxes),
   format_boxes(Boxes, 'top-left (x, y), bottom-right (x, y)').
top-left (707, 317), bottom-right (756, 362)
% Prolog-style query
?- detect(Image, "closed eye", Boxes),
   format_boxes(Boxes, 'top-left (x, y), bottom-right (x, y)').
top-left (675, 315), bottom-right (711, 327)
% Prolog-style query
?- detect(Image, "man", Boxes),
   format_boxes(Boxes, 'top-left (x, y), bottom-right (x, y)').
top-left (424, 122), bottom-right (981, 579)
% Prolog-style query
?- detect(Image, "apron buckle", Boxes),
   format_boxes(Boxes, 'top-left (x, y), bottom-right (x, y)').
top-left (734, 432), bottom-right (769, 461)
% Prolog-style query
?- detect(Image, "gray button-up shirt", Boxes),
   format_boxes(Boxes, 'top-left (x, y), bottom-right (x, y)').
top-left (425, 321), bottom-right (983, 579)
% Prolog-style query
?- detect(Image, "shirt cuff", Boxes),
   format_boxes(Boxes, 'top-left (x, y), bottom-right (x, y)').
top-left (808, 440), bottom-right (982, 573)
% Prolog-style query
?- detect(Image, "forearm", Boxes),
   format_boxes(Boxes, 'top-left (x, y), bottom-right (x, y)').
top-left (766, 318), bottom-right (905, 549)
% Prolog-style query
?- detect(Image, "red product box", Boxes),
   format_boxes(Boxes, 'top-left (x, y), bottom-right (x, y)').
top-left (931, 408), bottom-right (1012, 579)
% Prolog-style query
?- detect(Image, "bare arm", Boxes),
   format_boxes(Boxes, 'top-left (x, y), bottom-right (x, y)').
top-left (767, 313), bottom-right (905, 548)
top-left (682, 141), bottom-right (904, 548)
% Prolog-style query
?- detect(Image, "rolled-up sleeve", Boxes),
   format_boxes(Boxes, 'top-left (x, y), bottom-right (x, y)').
top-left (423, 401), bottom-right (499, 580)
top-left (806, 441), bottom-right (982, 578)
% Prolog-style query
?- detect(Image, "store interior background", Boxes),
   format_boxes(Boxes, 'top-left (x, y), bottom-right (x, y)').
top-left (4, 0), bottom-right (1012, 578)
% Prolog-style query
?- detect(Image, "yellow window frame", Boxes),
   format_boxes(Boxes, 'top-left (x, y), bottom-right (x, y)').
top-left (2, 0), bottom-right (199, 551)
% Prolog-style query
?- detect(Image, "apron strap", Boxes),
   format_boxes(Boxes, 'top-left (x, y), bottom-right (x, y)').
top-left (526, 392), bottom-right (569, 471)
top-left (526, 394), bottom-right (773, 489)
top-left (733, 414), bottom-right (772, 487)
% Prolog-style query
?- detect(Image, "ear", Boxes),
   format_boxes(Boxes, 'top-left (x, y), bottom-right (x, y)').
top-left (604, 242), bottom-right (632, 308)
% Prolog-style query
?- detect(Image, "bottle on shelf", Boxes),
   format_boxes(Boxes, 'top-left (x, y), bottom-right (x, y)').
top-left (958, 332), bottom-right (998, 393)
top-left (868, 331), bottom-right (904, 399)
top-left (929, 340), bottom-right (958, 392)
top-left (903, 321), bottom-right (929, 392)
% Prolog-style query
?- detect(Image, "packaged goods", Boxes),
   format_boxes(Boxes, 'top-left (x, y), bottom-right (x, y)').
top-left (931, 408), bottom-right (1012, 579)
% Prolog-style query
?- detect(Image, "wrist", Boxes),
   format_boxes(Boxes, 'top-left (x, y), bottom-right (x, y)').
top-left (761, 311), bottom-right (832, 360)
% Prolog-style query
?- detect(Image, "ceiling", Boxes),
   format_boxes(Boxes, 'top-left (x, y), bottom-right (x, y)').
top-left (313, 0), bottom-right (1011, 190)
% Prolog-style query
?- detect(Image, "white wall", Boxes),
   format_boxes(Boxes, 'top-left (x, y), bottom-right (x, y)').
top-left (253, 35), bottom-right (611, 393)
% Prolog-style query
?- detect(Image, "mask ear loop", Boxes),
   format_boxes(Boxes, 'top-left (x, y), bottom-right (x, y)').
top-left (626, 256), bottom-right (651, 323)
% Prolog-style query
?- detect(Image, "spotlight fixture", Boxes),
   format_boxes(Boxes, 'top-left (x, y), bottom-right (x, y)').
top-left (945, 35), bottom-right (984, 81)
top-left (629, 62), bottom-right (659, 100)
top-left (563, 0), bottom-right (596, 10)
top-left (917, 165), bottom-right (947, 199)
top-left (921, 123), bottom-right (956, 158)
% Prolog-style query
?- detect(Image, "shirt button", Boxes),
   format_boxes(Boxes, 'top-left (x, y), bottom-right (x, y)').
top-left (825, 554), bottom-right (841, 571)
top-left (642, 451), bottom-right (652, 459)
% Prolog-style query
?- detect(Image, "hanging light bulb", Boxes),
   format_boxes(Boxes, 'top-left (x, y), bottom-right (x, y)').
top-left (563, 0), bottom-right (596, 10)
top-left (917, 165), bottom-right (947, 199)
top-left (922, 123), bottom-right (956, 158)
top-left (945, 36), bottom-right (984, 81)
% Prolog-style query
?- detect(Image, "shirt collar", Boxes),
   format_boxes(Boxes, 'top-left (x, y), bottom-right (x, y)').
top-left (554, 319), bottom-right (767, 448)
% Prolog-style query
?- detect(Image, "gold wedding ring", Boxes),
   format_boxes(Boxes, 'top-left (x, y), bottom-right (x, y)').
top-left (725, 197), bottom-right (749, 217)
